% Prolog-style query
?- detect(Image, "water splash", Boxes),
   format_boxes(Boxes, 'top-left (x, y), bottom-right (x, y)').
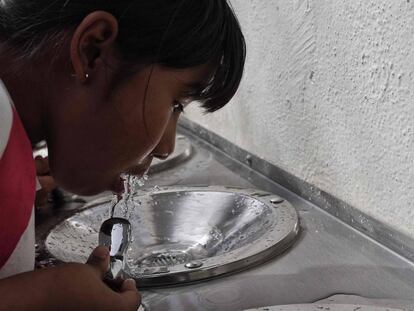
top-left (109, 195), bottom-right (120, 218)
top-left (109, 173), bottom-right (149, 219)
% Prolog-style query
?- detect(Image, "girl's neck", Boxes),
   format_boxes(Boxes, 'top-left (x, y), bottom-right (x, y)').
top-left (0, 46), bottom-right (49, 145)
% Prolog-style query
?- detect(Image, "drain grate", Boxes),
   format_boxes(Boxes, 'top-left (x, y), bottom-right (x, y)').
top-left (136, 251), bottom-right (193, 268)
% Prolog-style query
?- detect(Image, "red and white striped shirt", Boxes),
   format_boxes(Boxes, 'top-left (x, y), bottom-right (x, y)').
top-left (0, 80), bottom-right (36, 278)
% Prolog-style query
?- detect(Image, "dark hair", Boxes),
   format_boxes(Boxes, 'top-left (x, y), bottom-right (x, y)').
top-left (0, 0), bottom-right (246, 112)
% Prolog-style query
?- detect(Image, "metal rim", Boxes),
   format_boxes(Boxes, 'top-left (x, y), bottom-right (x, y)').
top-left (243, 304), bottom-right (406, 311)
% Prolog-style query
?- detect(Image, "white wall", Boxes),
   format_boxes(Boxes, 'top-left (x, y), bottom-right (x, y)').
top-left (185, 0), bottom-right (414, 237)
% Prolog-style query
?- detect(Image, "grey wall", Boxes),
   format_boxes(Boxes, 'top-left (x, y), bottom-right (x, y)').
top-left (185, 0), bottom-right (414, 238)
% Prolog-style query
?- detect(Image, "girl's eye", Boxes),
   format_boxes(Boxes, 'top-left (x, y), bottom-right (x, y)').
top-left (173, 101), bottom-right (184, 113)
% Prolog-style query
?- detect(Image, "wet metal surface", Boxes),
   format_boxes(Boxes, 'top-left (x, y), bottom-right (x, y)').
top-left (44, 187), bottom-right (299, 287)
top-left (244, 304), bottom-right (407, 311)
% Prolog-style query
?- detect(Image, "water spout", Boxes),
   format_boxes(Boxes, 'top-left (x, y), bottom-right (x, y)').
top-left (99, 217), bottom-right (132, 280)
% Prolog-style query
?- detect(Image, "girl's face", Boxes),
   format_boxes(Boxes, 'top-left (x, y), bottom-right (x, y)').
top-left (47, 64), bottom-right (210, 195)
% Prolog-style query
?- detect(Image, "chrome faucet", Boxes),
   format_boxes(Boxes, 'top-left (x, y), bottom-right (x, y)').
top-left (99, 217), bottom-right (132, 280)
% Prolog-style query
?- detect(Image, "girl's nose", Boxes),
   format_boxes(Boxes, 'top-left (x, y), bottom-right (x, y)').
top-left (152, 152), bottom-right (170, 160)
top-left (152, 136), bottom-right (175, 160)
top-left (151, 118), bottom-right (178, 160)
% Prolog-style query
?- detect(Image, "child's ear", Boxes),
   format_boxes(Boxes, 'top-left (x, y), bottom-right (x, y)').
top-left (70, 11), bottom-right (119, 83)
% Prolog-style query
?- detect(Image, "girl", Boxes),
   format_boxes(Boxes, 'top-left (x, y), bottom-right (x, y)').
top-left (0, 0), bottom-right (245, 310)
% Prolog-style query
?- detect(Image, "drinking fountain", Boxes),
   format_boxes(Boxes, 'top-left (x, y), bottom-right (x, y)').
top-left (43, 187), bottom-right (300, 287)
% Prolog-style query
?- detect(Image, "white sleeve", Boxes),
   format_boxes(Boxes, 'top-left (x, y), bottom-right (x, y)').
top-left (0, 209), bottom-right (35, 279)
top-left (0, 79), bottom-right (13, 159)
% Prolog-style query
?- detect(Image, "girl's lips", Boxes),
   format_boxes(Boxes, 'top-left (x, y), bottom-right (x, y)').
top-left (109, 158), bottom-right (153, 194)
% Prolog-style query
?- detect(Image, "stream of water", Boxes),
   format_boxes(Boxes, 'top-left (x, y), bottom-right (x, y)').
top-left (109, 173), bottom-right (149, 219)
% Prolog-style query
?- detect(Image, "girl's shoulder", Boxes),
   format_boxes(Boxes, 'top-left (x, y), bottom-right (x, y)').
top-left (0, 80), bottom-right (13, 159)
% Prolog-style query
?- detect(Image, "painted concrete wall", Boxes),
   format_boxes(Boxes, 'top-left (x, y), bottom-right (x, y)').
top-left (185, 0), bottom-right (414, 237)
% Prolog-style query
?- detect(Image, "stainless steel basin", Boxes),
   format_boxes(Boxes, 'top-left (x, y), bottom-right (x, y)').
top-left (45, 187), bottom-right (299, 287)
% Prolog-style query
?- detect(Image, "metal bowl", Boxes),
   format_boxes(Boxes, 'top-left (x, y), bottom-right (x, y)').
top-left (45, 187), bottom-right (299, 287)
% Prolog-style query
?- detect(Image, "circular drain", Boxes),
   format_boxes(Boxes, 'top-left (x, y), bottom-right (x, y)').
top-left (44, 186), bottom-right (300, 287)
top-left (135, 251), bottom-right (192, 267)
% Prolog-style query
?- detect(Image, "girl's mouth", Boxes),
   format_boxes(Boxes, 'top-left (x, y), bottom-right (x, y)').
top-left (110, 157), bottom-right (153, 194)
